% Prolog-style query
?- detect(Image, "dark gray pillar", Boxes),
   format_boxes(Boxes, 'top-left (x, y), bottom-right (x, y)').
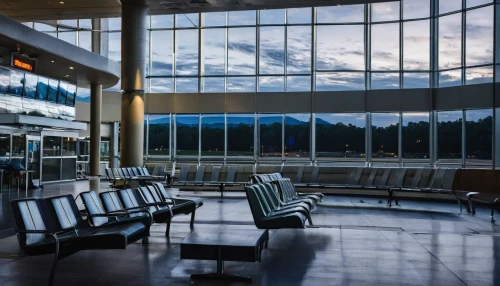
top-left (89, 18), bottom-right (103, 176)
top-left (110, 121), bottom-right (119, 168)
top-left (120, 1), bottom-right (147, 167)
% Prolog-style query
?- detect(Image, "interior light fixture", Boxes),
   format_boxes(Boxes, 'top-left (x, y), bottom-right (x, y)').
top-left (51, 60), bottom-right (54, 63)
top-left (59, 1), bottom-right (64, 4)
top-left (69, 66), bottom-right (74, 69)
top-left (65, 75), bottom-right (69, 77)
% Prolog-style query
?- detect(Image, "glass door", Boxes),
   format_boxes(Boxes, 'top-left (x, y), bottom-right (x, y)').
top-left (27, 135), bottom-right (41, 187)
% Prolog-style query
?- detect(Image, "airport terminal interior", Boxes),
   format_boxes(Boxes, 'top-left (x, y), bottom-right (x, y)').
top-left (0, 0), bottom-right (500, 285)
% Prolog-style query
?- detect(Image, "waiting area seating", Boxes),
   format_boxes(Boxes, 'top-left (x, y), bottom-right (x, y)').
top-left (105, 167), bottom-right (167, 189)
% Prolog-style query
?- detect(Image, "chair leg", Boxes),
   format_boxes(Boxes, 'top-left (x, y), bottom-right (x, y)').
top-left (387, 190), bottom-right (393, 207)
top-left (165, 220), bottom-right (171, 237)
top-left (468, 198), bottom-right (475, 215)
top-left (457, 198), bottom-right (462, 214)
top-left (49, 238), bottom-right (60, 286)
top-left (307, 214), bottom-right (314, 226)
top-left (491, 207), bottom-right (495, 222)
top-left (142, 236), bottom-right (149, 245)
top-left (190, 209), bottom-right (196, 229)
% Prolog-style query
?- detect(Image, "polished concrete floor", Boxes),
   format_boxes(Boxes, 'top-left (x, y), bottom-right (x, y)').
top-left (0, 181), bottom-right (499, 285)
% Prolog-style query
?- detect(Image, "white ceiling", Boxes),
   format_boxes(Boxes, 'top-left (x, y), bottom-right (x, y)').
top-left (1, 0), bottom-right (391, 21)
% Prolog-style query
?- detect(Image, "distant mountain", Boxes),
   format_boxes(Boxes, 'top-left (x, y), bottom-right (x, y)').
top-left (315, 118), bottom-right (331, 125)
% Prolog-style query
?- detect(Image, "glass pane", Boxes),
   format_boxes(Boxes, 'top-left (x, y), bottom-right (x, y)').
top-left (466, 6), bottom-right (494, 66)
top-left (34, 22), bottom-right (56, 32)
top-left (260, 9), bottom-right (285, 25)
top-left (287, 8), bottom-right (312, 24)
top-left (466, 109), bottom-right (492, 165)
top-left (43, 136), bottom-right (61, 157)
top-left (285, 114), bottom-right (310, 158)
top-left (371, 2), bottom-right (400, 22)
top-left (151, 15), bottom-right (173, 29)
top-left (402, 113), bottom-right (429, 159)
top-left (0, 68), bottom-right (9, 94)
top-left (23, 74), bottom-right (37, 99)
top-left (287, 26), bottom-right (311, 74)
top-left (439, 13), bottom-right (462, 69)
top-left (438, 111), bottom-right (462, 160)
top-left (316, 5), bottom-right (364, 23)
top-left (316, 113), bottom-right (366, 159)
top-left (403, 73), bottom-right (430, 88)
top-left (228, 27), bottom-right (256, 75)
top-left (227, 114), bottom-right (254, 156)
top-left (404, 20), bottom-right (430, 70)
top-left (62, 137), bottom-right (76, 156)
top-left (9, 71), bottom-right (24, 96)
top-left (316, 72), bottom-right (365, 91)
top-left (201, 114), bottom-right (225, 156)
top-left (107, 18), bottom-right (121, 31)
top-left (227, 77), bottom-right (255, 92)
top-left (403, 0), bottom-right (430, 19)
top-left (151, 30), bottom-right (173, 76)
top-left (149, 115), bottom-right (170, 157)
top-left (176, 115), bottom-right (199, 156)
top-left (317, 25), bottom-right (364, 71)
top-left (440, 0), bottom-right (462, 14)
top-left (465, 66), bottom-right (493, 85)
top-left (260, 114), bottom-right (282, 157)
top-left (57, 82), bottom-right (68, 104)
top-left (467, 0), bottom-right (493, 8)
top-left (12, 134), bottom-right (25, 157)
top-left (0, 134), bottom-right (10, 161)
top-left (42, 158), bottom-right (61, 182)
top-left (150, 78), bottom-right (174, 93)
top-left (47, 79), bottom-right (59, 102)
top-left (61, 158), bottom-right (76, 180)
top-left (372, 113), bottom-right (399, 159)
top-left (79, 31), bottom-right (92, 51)
top-left (203, 77), bottom-right (225, 93)
top-left (371, 73), bottom-right (400, 89)
top-left (66, 85), bottom-right (76, 106)
top-left (203, 29), bottom-right (226, 75)
top-left (58, 32), bottom-right (76, 45)
top-left (203, 12), bottom-right (226, 27)
top-left (229, 11), bottom-right (256, 25)
top-left (259, 76), bottom-right (284, 92)
top-left (176, 13), bottom-right (199, 28)
top-left (260, 26), bottom-right (284, 74)
top-left (36, 77), bottom-right (49, 100)
top-left (79, 19), bottom-right (92, 29)
top-left (175, 78), bottom-right (198, 93)
top-left (371, 23), bottom-right (399, 70)
top-left (108, 32), bottom-right (121, 62)
top-left (287, 76), bottom-right (311, 92)
top-left (176, 30), bottom-right (199, 76)
top-left (439, 69), bottom-right (462, 87)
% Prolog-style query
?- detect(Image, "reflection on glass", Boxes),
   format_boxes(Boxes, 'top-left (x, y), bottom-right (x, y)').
top-left (79, 31), bottom-right (92, 51)
top-left (260, 114), bottom-right (282, 157)
top-left (203, 12), bottom-right (226, 26)
top-left (317, 25), bottom-right (364, 71)
top-left (260, 26), bottom-right (284, 74)
top-left (371, 23), bottom-right (399, 70)
top-left (466, 66), bottom-right (493, 85)
top-left (403, 20), bottom-right (430, 70)
top-left (229, 11), bottom-right (256, 25)
top-left (151, 15), bottom-right (173, 29)
top-left (62, 137), bottom-right (76, 156)
top-left (58, 31), bottom-right (76, 45)
top-left (149, 114), bottom-right (170, 157)
top-left (467, 0), bottom-right (493, 8)
top-left (466, 109), bottom-right (492, 164)
top-left (0, 68), bottom-right (9, 94)
top-left (439, 0), bottom-right (462, 14)
top-left (57, 82), bottom-right (68, 104)
top-left (228, 27), bottom-right (256, 75)
top-left (439, 69), bottom-right (462, 87)
top-left (108, 32), bottom-right (121, 62)
top-left (285, 114), bottom-right (309, 158)
top-left (227, 114), bottom-right (254, 156)
top-left (316, 5), bottom-right (364, 23)
top-left (66, 85), bottom-right (76, 106)
top-left (259, 76), bottom-right (284, 92)
top-left (23, 74), bottom-right (37, 99)
top-left (403, 0), bottom-right (430, 19)
top-left (203, 29), bottom-right (225, 75)
top-left (176, 114), bottom-right (199, 156)
top-left (12, 134), bottom-right (25, 157)
top-left (403, 73), bottom-right (430, 88)
top-left (402, 113), bottom-right (429, 159)
top-left (371, 73), bottom-right (400, 89)
top-left (438, 111), bottom-right (462, 160)
top-left (260, 9), bottom-right (285, 25)
top-left (439, 13), bottom-right (461, 69)
top-left (176, 78), bottom-right (198, 93)
top-left (36, 77), bottom-right (49, 100)
top-left (316, 113), bottom-right (365, 159)
top-left (176, 30), bottom-right (199, 75)
top-left (227, 77), bottom-right (255, 92)
top-left (0, 134), bottom-right (10, 160)
top-left (47, 79), bottom-right (59, 102)
top-left (9, 71), bottom-right (24, 96)
top-left (203, 77), bottom-right (225, 93)
top-left (466, 6), bottom-right (493, 66)
top-left (201, 114), bottom-right (225, 156)
top-left (316, 72), bottom-right (365, 91)
top-left (287, 26), bottom-right (311, 74)
top-left (150, 78), bottom-right (174, 93)
top-left (176, 13), bottom-right (199, 28)
top-left (371, 2), bottom-right (400, 22)
top-left (287, 8), bottom-right (312, 24)
top-left (287, 76), bottom-right (311, 92)
top-left (372, 113), bottom-right (399, 159)
top-left (43, 136), bottom-right (61, 157)
top-left (151, 30), bottom-right (173, 76)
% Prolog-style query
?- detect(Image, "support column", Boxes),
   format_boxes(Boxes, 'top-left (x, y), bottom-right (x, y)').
top-left (120, 2), bottom-right (147, 167)
top-left (89, 84), bottom-right (102, 176)
top-left (110, 121), bottom-right (120, 168)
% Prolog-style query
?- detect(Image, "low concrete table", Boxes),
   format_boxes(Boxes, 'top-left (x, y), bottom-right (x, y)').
top-left (180, 229), bottom-right (269, 282)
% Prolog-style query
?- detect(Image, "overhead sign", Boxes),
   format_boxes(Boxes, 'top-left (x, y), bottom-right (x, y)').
top-left (10, 54), bottom-right (36, 73)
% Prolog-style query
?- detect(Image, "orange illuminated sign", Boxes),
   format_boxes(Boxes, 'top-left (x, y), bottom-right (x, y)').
top-left (10, 54), bottom-right (37, 73)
